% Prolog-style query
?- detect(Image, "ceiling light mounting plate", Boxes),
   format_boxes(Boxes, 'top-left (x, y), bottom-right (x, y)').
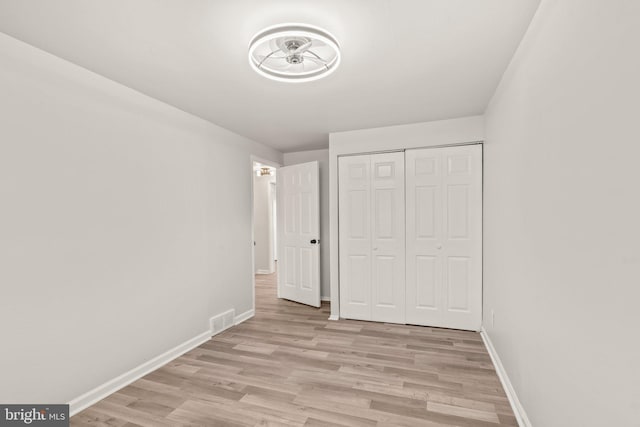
top-left (248, 23), bottom-right (340, 83)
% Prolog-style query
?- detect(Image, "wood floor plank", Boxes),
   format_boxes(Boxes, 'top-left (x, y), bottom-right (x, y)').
top-left (71, 270), bottom-right (515, 426)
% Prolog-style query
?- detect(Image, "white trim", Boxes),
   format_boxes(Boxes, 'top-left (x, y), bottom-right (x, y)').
top-left (69, 306), bottom-right (251, 417)
top-left (235, 308), bottom-right (255, 325)
top-left (328, 314), bottom-right (339, 321)
top-left (480, 327), bottom-right (531, 427)
top-left (321, 296), bottom-right (330, 302)
top-left (69, 329), bottom-right (211, 416)
top-left (256, 269), bottom-right (273, 275)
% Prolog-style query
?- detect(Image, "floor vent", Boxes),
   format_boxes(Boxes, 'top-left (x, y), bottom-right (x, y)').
top-left (210, 309), bottom-right (235, 336)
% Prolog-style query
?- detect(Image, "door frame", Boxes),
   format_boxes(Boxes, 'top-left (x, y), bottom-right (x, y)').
top-left (250, 155), bottom-right (281, 316)
top-left (331, 141), bottom-right (483, 323)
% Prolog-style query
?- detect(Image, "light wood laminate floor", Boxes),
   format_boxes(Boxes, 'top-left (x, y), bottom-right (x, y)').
top-left (72, 272), bottom-right (516, 426)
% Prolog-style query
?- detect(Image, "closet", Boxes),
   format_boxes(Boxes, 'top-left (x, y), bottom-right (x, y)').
top-left (338, 144), bottom-right (482, 331)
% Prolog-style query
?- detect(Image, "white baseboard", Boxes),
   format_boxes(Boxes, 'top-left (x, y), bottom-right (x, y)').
top-left (321, 296), bottom-right (330, 302)
top-left (255, 269), bottom-right (273, 275)
top-left (69, 329), bottom-right (211, 416)
top-left (480, 327), bottom-right (531, 427)
top-left (328, 314), bottom-right (339, 321)
top-left (235, 308), bottom-right (255, 325)
top-left (69, 307), bottom-right (244, 417)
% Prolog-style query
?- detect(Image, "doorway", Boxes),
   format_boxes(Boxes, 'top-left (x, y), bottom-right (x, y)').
top-left (252, 161), bottom-right (277, 275)
top-left (251, 158), bottom-right (280, 318)
top-left (251, 158), bottom-right (322, 313)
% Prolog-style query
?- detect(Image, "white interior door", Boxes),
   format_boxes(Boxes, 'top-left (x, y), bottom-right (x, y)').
top-left (371, 153), bottom-right (406, 323)
top-left (405, 145), bottom-right (482, 331)
top-left (339, 152), bottom-right (405, 323)
top-left (277, 161), bottom-right (321, 307)
top-left (338, 155), bottom-right (371, 320)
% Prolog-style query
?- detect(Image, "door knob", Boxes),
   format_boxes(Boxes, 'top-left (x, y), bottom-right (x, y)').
top-left (310, 239), bottom-right (320, 244)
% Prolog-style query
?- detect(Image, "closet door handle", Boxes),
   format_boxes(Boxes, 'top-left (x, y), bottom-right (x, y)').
top-left (310, 239), bottom-right (319, 244)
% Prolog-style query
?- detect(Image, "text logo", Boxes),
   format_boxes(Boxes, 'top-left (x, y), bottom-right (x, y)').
top-left (0, 405), bottom-right (68, 426)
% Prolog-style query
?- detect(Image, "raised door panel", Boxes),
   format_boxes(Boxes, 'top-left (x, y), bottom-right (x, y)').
top-left (415, 255), bottom-right (438, 309)
top-left (299, 247), bottom-right (314, 290)
top-left (374, 188), bottom-right (395, 238)
top-left (447, 185), bottom-right (470, 239)
top-left (339, 155), bottom-right (372, 320)
top-left (446, 256), bottom-right (470, 311)
top-left (283, 170), bottom-right (298, 234)
top-left (347, 255), bottom-right (369, 305)
top-left (415, 186), bottom-right (437, 239)
top-left (283, 245), bottom-right (297, 289)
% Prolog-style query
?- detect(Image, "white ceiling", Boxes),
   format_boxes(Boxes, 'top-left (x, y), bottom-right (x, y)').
top-left (0, 0), bottom-right (540, 152)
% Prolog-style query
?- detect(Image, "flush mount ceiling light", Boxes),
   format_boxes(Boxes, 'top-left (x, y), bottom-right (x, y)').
top-left (248, 24), bottom-right (340, 83)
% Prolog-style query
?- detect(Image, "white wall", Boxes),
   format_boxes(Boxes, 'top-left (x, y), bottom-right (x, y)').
top-left (0, 33), bottom-right (282, 406)
top-left (483, 1), bottom-right (640, 426)
top-left (283, 149), bottom-right (330, 299)
top-left (328, 116), bottom-right (484, 318)
top-left (253, 174), bottom-right (275, 274)
top-left (329, 116), bottom-right (484, 156)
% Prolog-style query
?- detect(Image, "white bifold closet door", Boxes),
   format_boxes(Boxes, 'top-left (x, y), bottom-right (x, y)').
top-left (339, 152), bottom-right (405, 323)
top-left (405, 145), bottom-right (482, 331)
